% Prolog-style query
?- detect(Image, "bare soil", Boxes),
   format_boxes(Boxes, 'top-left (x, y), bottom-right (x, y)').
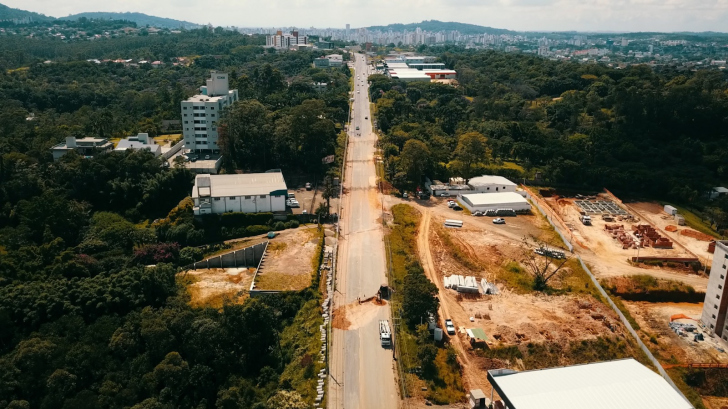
top-left (253, 228), bottom-right (319, 291)
top-left (184, 267), bottom-right (254, 308)
top-left (332, 298), bottom-right (387, 331)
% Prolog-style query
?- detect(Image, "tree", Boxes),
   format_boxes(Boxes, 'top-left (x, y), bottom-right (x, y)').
top-left (451, 132), bottom-right (489, 181)
top-left (521, 238), bottom-right (570, 291)
top-left (266, 390), bottom-right (309, 409)
top-left (398, 140), bottom-right (431, 187)
top-left (402, 261), bottom-right (439, 328)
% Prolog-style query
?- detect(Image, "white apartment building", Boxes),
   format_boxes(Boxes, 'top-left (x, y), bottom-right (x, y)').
top-left (265, 30), bottom-right (308, 49)
top-left (702, 241), bottom-right (728, 341)
top-left (181, 71), bottom-right (238, 153)
top-left (192, 172), bottom-right (288, 215)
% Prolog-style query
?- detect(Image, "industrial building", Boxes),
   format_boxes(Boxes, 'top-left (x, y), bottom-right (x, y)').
top-left (487, 359), bottom-right (692, 409)
top-left (701, 240), bottom-right (728, 341)
top-left (114, 133), bottom-right (161, 156)
top-left (191, 172), bottom-right (288, 216)
top-left (51, 136), bottom-right (114, 160)
top-left (458, 192), bottom-right (531, 213)
top-left (181, 71), bottom-right (239, 153)
top-left (381, 54), bottom-right (457, 82)
top-left (468, 175), bottom-right (517, 193)
top-left (265, 30), bottom-right (308, 49)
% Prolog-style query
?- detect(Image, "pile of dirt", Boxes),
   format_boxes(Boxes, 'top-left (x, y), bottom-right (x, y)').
top-left (680, 229), bottom-right (715, 242)
top-left (332, 306), bottom-right (351, 330)
top-left (665, 225), bottom-right (678, 232)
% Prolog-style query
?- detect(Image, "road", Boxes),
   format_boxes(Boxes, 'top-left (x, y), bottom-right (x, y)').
top-left (328, 54), bottom-right (399, 409)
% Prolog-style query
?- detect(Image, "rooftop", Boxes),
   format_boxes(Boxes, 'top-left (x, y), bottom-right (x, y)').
top-left (184, 94), bottom-right (228, 103)
top-left (468, 175), bottom-right (517, 187)
top-left (461, 192), bottom-right (528, 206)
top-left (192, 172), bottom-right (287, 198)
top-left (713, 187), bottom-right (728, 193)
top-left (488, 358), bottom-right (692, 409)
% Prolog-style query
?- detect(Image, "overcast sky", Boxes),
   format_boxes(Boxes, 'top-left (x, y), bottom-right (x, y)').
top-left (8, 0), bottom-right (728, 32)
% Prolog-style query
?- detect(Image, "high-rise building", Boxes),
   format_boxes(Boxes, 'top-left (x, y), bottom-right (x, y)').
top-left (181, 71), bottom-right (239, 153)
top-left (702, 240), bottom-right (728, 341)
top-left (265, 30), bottom-right (309, 49)
top-left (346, 23), bottom-right (350, 39)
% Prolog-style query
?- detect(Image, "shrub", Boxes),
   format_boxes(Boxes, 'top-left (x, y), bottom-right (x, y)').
top-left (179, 247), bottom-right (204, 265)
top-left (274, 221), bottom-right (286, 231)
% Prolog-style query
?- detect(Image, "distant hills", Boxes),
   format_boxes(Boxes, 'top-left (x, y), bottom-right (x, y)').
top-left (0, 2), bottom-right (53, 22)
top-left (366, 20), bottom-right (515, 35)
top-left (60, 12), bottom-right (200, 29)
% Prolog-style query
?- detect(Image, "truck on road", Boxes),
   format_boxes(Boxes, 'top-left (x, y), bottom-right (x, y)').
top-left (379, 320), bottom-right (392, 347)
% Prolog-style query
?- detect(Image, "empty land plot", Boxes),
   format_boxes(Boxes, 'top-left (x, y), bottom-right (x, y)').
top-left (185, 267), bottom-right (255, 308)
top-left (253, 228), bottom-right (319, 291)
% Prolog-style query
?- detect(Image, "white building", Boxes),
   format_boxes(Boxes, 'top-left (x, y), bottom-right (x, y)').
top-left (468, 175), bottom-right (518, 193)
top-left (701, 240), bottom-right (728, 341)
top-left (488, 359), bottom-right (692, 409)
top-left (181, 71), bottom-right (238, 153)
top-left (51, 136), bottom-right (114, 161)
top-left (192, 172), bottom-right (288, 215)
top-left (458, 192), bottom-right (531, 213)
top-left (114, 133), bottom-right (161, 156)
top-left (266, 30), bottom-right (308, 49)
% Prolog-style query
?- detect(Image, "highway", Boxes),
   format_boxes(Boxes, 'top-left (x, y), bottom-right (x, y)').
top-left (328, 54), bottom-right (399, 409)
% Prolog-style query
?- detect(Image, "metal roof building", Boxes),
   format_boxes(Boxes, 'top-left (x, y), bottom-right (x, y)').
top-left (458, 192), bottom-right (531, 213)
top-left (191, 172), bottom-right (288, 215)
top-left (468, 175), bottom-right (518, 193)
top-left (487, 359), bottom-right (693, 409)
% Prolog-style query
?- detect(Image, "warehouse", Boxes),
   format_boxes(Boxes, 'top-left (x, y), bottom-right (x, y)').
top-left (487, 359), bottom-right (692, 409)
top-left (458, 192), bottom-right (531, 213)
top-left (468, 175), bottom-right (517, 193)
top-left (192, 172), bottom-right (288, 215)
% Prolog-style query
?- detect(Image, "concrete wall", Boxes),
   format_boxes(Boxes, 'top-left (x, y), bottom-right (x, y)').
top-left (162, 140), bottom-right (184, 160)
top-left (187, 241), bottom-right (268, 270)
top-left (208, 194), bottom-right (286, 214)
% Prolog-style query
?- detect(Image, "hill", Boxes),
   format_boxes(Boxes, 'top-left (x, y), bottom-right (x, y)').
top-left (61, 12), bottom-right (200, 29)
top-left (366, 20), bottom-right (515, 35)
top-left (0, 2), bottom-right (54, 22)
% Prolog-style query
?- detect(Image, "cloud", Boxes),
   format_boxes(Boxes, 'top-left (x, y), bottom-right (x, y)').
top-left (6, 0), bottom-right (728, 31)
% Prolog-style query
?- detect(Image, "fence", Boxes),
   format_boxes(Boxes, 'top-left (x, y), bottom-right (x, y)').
top-left (523, 186), bottom-right (692, 405)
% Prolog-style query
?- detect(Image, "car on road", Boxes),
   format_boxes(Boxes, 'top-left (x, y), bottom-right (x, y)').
top-left (355, 126), bottom-right (359, 130)
top-left (305, 182), bottom-right (312, 191)
top-left (365, 116), bottom-right (368, 119)
top-left (493, 218), bottom-right (506, 224)
top-left (445, 319), bottom-right (456, 335)
top-left (357, 90), bottom-right (360, 93)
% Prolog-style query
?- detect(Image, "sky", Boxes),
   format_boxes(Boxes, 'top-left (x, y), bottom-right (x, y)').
top-left (7, 0), bottom-right (728, 32)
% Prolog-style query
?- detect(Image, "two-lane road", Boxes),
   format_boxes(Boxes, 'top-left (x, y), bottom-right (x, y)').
top-left (328, 54), bottom-right (399, 409)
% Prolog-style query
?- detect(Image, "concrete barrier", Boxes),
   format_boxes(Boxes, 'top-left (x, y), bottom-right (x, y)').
top-left (186, 242), bottom-right (267, 270)
top-left (162, 140), bottom-right (184, 160)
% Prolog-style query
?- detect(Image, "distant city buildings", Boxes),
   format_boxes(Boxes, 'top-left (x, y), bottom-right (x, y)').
top-left (181, 71), bottom-right (238, 153)
top-left (265, 30), bottom-right (308, 49)
top-left (313, 54), bottom-right (343, 68)
top-left (381, 54), bottom-right (457, 82)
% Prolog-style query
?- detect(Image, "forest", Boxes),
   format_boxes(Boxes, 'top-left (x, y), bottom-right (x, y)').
top-left (372, 47), bottom-right (728, 218)
top-left (0, 26), bottom-right (347, 409)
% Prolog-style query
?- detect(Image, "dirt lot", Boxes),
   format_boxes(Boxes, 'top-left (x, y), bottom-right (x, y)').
top-left (185, 267), bottom-right (255, 307)
top-left (623, 301), bottom-right (728, 364)
top-left (253, 228), bottom-right (320, 291)
top-left (540, 193), bottom-right (708, 291)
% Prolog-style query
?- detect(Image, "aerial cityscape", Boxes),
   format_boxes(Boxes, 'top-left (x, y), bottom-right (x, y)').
top-left (1, 1), bottom-right (728, 409)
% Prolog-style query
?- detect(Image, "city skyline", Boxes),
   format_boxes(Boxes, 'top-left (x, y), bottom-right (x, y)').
top-left (5, 0), bottom-right (728, 33)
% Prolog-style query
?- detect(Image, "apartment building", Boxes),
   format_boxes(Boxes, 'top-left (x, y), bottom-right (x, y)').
top-left (701, 240), bottom-right (728, 341)
top-left (181, 71), bottom-right (238, 153)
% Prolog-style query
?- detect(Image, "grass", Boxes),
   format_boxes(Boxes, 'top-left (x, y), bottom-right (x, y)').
top-left (610, 296), bottom-right (641, 330)
top-left (666, 368), bottom-right (708, 409)
top-left (255, 272), bottom-right (311, 292)
top-left (670, 204), bottom-right (722, 239)
top-left (155, 133), bottom-right (182, 144)
top-left (497, 261), bottom-right (534, 293)
top-left (601, 275), bottom-right (702, 303)
top-left (499, 161), bottom-right (525, 172)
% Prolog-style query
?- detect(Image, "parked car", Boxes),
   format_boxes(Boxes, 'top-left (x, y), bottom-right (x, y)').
top-left (493, 218), bottom-right (506, 224)
top-left (438, 192), bottom-right (450, 197)
top-left (445, 319), bottom-right (456, 335)
top-left (204, 155), bottom-right (211, 160)
top-left (447, 201), bottom-right (456, 208)
top-left (452, 205), bottom-right (463, 211)
top-left (402, 192), bottom-right (408, 198)
top-left (355, 126), bottom-right (359, 130)
top-left (288, 192), bottom-right (296, 199)
top-left (305, 182), bottom-right (312, 191)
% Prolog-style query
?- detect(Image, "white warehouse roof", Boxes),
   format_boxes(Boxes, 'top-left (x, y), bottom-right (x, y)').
top-left (488, 359), bottom-right (692, 409)
top-left (460, 192), bottom-right (528, 207)
top-left (192, 173), bottom-right (287, 199)
top-left (468, 175), bottom-right (517, 187)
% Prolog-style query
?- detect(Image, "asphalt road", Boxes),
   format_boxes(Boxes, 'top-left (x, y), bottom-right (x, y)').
top-left (328, 54), bottom-right (399, 409)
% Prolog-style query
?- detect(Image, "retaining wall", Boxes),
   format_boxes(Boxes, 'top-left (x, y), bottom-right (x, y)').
top-left (186, 242), bottom-right (268, 270)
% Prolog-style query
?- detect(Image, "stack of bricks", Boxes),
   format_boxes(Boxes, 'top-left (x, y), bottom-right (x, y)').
top-left (632, 224), bottom-right (673, 249)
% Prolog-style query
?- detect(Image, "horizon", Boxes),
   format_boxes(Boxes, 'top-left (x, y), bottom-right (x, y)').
top-left (5, 0), bottom-right (728, 33)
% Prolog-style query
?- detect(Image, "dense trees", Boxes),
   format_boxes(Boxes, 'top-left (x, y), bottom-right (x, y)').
top-left (373, 48), bottom-right (728, 209)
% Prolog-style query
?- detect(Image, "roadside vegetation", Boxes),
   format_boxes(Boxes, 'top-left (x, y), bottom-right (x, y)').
top-left (601, 275), bottom-right (703, 303)
top-left (386, 204), bottom-right (464, 404)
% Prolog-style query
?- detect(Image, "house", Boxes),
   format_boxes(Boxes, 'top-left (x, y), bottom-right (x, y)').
top-left (192, 172), bottom-right (288, 215)
top-left (114, 133), bottom-right (161, 156)
top-left (487, 359), bottom-right (692, 409)
top-left (710, 187), bottom-right (728, 200)
top-left (51, 136), bottom-right (114, 161)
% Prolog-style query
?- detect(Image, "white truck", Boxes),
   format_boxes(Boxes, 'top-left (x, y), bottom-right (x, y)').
top-left (379, 320), bottom-right (392, 347)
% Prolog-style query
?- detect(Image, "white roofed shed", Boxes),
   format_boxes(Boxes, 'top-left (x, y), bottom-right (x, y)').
top-left (487, 358), bottom-right (692, 409)
top-left (458, 192), bottom-right (531, 213)
top-left (468, 175), bottom-right (517, 193)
